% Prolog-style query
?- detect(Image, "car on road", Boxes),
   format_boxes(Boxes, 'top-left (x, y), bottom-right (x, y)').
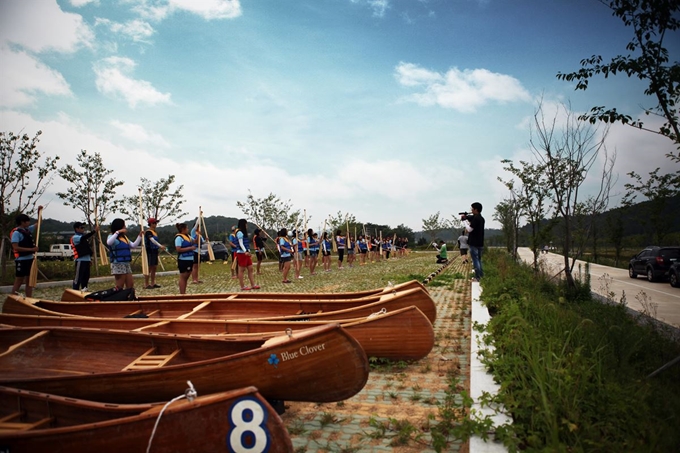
top-left (628, 246), bottom-right (680, 282)
top-left (200, 241), bottom-right (229, 261)
top-left (669, 261), bottom-right (680, 288)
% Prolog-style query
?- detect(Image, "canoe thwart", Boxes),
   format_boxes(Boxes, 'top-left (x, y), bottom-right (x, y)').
top-left (0, 330), bottom-right (49, 358)
top-left (177, 301), bottom-right (211, 320)
top-left (0, 415), bottom-right (53, 432)
top-left (123, 347), bottom-right (181, 371)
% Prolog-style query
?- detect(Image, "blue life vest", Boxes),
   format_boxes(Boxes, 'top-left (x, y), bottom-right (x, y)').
top-left (229, 232), bottom-right (239, 252)
top-left (359, 240), bottom-right (368, 251)
top-left (279, 238), bottom-right (292, 258)
top-left (236, 231), bottom-right (250, 253)
top-left (145, 230), bottom-right (160, 250)
top-left (109, 235), bottom-right (132, 263)
top-left (175, 234), bottom-right (194, 259)
top-left (337, 236), bottom-right (345, 248)
top-left (11, 227), bottom-right (34, 258)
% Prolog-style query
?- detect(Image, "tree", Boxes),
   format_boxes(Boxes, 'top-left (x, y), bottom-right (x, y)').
top-left (0, 130), bottom-right (59, 278)
top-left (623, 167), bottom-right (680, 244)
top-left (557, 0), bottom-right (680, 151)
top-left (119, 175), bottom-right (188, 225)
top-left (422, 212), bottom-right (447, 246)
top-left (57, 150), bottom-right (124, 233)
top-left (530, 100), bottom-right (616, 288)
top-left (493, 198), bottom-right (521, 257)
top-left (499, 159), bottom-right (555, 266)
top-left (236, 191), bottom-right (302, 234)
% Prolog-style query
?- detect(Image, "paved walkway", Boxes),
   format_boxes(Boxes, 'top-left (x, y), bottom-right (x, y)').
top-left (517, 247), bottom-right (680, 328)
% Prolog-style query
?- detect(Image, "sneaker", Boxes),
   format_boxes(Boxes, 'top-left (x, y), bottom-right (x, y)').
top-left (282, 280), bottom-right (292, 284)
top-left (252, 285), bottom-right (261, 289)
top-left (81, 287), bottom-right (89, 292)
top-left (153, 284), bottom-right (161, 288)
top-left (298, 275), bottom-right (304, 279)
top-left (145, 285), bottom-right (154, 289)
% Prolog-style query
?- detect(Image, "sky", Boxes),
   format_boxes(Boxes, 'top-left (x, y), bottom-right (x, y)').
top-left (1, 0), bottom-right (677, 232)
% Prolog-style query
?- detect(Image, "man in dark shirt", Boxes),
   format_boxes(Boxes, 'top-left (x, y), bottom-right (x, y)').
top-left (462, 202), bottom-right (485, 281)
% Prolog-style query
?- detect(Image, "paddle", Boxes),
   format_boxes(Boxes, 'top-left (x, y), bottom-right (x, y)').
top-left (138, 188), bottom-right (149, 277)
top-left (200, 207), bottom-right (215, 261)
top-left (28, 207), bottom-right (43, 288)
top-left (94, 200), bottom-right (109, 266)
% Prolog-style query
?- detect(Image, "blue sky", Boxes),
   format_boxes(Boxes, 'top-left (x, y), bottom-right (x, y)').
top-left (1, 0), bottom-right (676, 231)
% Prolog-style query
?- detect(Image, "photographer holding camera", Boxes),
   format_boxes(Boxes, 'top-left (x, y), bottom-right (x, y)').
top-left (460, 202), bottom-right (485, 281)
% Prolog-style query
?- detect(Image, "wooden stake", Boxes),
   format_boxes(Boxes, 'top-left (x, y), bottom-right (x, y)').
top-left (28, 208), bottom-right (43, 288)
top-left (138, 188), bottom-right (149, 277)
top-left (200, 207), bottom-right (215, 261)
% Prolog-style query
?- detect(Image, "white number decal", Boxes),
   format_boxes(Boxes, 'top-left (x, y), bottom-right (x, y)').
top-left (228, 397), bottom-right (270, 453)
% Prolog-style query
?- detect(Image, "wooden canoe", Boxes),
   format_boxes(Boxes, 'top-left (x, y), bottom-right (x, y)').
top-left (0, 305), bottom-right (434, 361)
top-left (61, 279), bottom-right (427, 301)
top-left (0, 323), bottom-right (368, 404)
top-left (0, 385), bottom-right (293, 453)
top-left (3, 287), bottom-right (437, 324)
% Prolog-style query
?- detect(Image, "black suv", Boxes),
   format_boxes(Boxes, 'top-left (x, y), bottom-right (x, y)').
top-left (669, 262), bottom-right (680, 288)
top-left (629, 246), bottom-right (680, 282)
top-left (200, 241), bottom-right (229, 261)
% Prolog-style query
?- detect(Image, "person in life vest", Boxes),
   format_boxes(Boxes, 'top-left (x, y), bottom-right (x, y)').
top-left (10, 207), bottom-right (42, 297)
top-left (70, 221), bottom-right (98, 291)
top-left (107, 218), bottom-right (143, 290)
top-left (252, 228), bottom-right (267, 275)
top-left (144, 218), bottom-right (166, 289)
top-left (174, 223), bottom-right (198, 294)
top-left (335, 229), bottom-right (345, 269)
top-left (228, 225), bottom-right (239, 279)
top-left (278, 228), bottom-right (293, 283)
top-left (307, 229), bottom-right (319, 276)
top-left (235, 218), bottom-right (259, 290)
top-left (292, 230), bottom-right (304, 280)
top-left (358, 235), bottom-right (368, 265)
top-left (346, 235), bottom-right (356, 268)
top-left (321, 231), bottom-right (332, 272)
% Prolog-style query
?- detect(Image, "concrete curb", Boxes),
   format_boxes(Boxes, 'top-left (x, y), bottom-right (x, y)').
top-left (470, 282), bottom-right (510, 453)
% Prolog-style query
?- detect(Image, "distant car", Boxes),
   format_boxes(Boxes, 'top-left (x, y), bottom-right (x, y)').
top-left (200, 241), bottom-right (229, 261)
top-left (669, 262), bottom-right (680, 288)
top-left (628, 246), bottom-right (680, 282)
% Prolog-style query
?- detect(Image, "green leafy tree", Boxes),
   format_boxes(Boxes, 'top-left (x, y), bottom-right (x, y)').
top-left (493, 198), bottom-right (521, 257)
top-left (499, 159), bottom-right (555, 266)
top-left (236, 191), bottom-right (302, 234)
top-left (119, 175), bottom-right (188, 225)
top-left (0, 130), bottom-right (59, 278)
top-left (57, 150), bottom-right (124, 232)
top-left (557, 0), bottom-right (680, 151)
top-left (422, 212), bottom-right (447, 246)
top-left (623, 167), bottom-right (680, 244)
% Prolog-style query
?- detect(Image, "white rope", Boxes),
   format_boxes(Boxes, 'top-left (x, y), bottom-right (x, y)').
top-left (146, 381), bottom-right (197, 453)
top-left (368, 307), bottom-right (387, 319)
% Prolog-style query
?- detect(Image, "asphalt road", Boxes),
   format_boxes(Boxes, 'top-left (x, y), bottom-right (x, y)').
top-left (517, 247), bottom-right (680, 328)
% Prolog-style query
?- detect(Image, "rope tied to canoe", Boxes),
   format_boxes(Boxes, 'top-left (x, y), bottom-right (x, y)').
top-left (368, 308), bottom-right (387, 319)
top-left (146, 381), bottom-right (197, 453)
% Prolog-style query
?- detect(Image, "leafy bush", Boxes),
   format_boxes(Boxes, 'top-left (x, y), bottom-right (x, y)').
top-left (476, 249), bottom-right (680, 452)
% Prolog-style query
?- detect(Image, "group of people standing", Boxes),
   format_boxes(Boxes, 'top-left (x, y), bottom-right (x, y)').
top-left (9, 204), bottom-right (483, 297)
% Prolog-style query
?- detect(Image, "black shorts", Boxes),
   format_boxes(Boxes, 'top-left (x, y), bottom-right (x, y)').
top-left (255, 250), bottom-right (264, 261)
top-left (147, 249), bottom-right (159, 266)
top-left (310, 251), bottom-right (319, 257)
top-left (337, 249), bottom-right (345, 261)
top-left (178, 259), bottom-right (193, 273)
top-left (15, 259), bottom-right (33, 277)
top-left (280, 256), bottom-right (292, 263)
top-left (460, 249), bottom-right (468, 255)
top-left (322, 251), bottom-right (331, 257)
top-left (193, 253), bottom-right (199, 264)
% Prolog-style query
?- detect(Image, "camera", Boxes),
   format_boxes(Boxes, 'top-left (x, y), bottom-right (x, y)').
top-left (458, 212), bottom-right (469, 216)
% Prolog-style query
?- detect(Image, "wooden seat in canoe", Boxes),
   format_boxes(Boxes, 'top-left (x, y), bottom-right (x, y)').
top-left (123, 347), bottom-right (181, 371)
top-left (294, 309), bottom-right (323, 315)
top-left (176, 301), bottom-right (211, 320)
top-left (0, 330), bottom-right (49, 358)
top-left (0, 412), bottom-right (53, 432)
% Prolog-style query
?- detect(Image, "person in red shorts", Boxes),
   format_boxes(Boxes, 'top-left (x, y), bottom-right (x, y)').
top-left (235, 218), bottom-right (259, 290)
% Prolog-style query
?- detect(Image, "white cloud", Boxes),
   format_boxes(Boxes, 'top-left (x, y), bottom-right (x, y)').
top-left (395, 62), bottom-right (532, 112)
top-left (95, 18), bottom-right (155, 43)
top-left (127, 0), bottom-right (242, 21)
top-left (93, 56), bottom-right (171, 108)
top-left (0, 0), bottom-right (94, 53)
top-left (350, 0), bottom-right (390, 18)
top-left (70, 0), bottom-right (98, 6)
top-left (0, 46), bottom-right (72, 107)
top-left (110, 120), bottom-right (170, 146)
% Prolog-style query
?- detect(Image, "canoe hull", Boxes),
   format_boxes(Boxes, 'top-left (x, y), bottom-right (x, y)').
top-left (0, 324), bottom-right (369, 404)
top-left (0, 305), bottom-right (435, 361)
top-left (0, 385), bottom-right (293, 453)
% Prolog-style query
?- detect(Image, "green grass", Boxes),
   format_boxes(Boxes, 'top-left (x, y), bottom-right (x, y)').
top-left (473, 249), bottom-right (680, 452)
